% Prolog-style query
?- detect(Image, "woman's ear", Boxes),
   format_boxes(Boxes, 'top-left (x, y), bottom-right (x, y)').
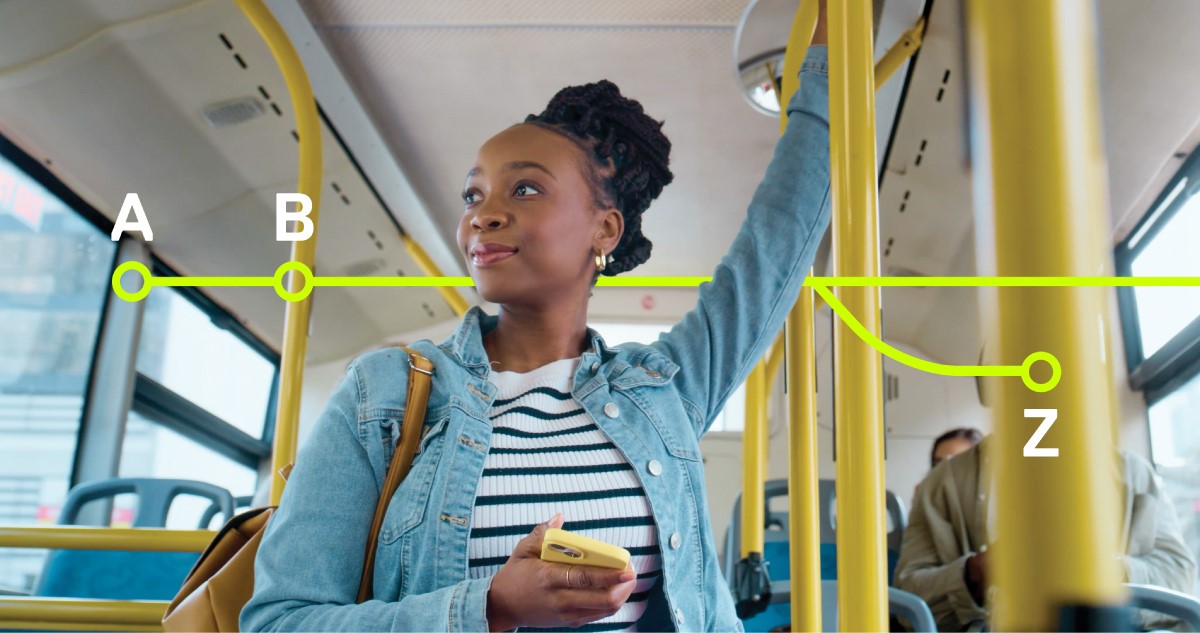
top-left (596, 207), bottom-right (624, 255)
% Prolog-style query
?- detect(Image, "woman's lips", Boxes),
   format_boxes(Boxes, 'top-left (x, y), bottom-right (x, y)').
top-left (472, 251), bottom-right (516, 267)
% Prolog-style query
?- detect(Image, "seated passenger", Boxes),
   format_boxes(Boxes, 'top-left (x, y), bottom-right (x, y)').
top-left (930, 427), bottom-right (983, 469)
top-left (242, 6), bottom-right (833, 632)
top-left (894, 435), bottom-right (1197, 632)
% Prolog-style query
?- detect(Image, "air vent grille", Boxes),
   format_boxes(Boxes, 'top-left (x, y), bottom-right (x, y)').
top-left (340, 258), bottom-right (385, 277)
top-left (203, 97), bottom-right (265, 128)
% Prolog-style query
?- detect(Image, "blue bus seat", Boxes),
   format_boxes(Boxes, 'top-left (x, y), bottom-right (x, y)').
top-left (724, 478), bottom-right (910, 630)
top-left (723, 479), bottom-right (907, 583)
top-left (34, 478), bottom-right (234, 601)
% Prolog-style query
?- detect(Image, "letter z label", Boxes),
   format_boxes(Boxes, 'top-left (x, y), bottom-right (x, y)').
top-left (1023, 408), bottom-right (1059, 457)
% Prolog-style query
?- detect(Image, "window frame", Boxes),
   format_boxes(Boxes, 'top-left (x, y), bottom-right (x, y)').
top-left (1115, 147), bottom-right (1200, 393)
top-left (0, 133), bottom-right (279, 485)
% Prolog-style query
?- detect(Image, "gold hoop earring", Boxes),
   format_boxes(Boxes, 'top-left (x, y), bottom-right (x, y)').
top-left (595, 251), bottom-right (607, 273)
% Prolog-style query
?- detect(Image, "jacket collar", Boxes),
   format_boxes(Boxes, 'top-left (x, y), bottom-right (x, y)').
top-left (439, 306), bottom-right (617, 375)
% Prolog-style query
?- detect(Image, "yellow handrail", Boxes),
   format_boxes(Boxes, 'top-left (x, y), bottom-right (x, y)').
top-left (404, 234), bottom-right (469, 316)
top-left (0, 526), bottom-right (211, 551)
top-left (874, 17), bottom-right (925, 87)
top-left (829, 0), bottom-right (888, 629)
top-left (966, 0), bottom-right (1124, 629)
top-left (234, 0), bottom-right (322, 507)
top-left (0, 597), bottom-right (165, 630)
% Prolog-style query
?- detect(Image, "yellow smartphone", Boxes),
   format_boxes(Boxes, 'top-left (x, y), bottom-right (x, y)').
top-left (540, 528), bottom-right (630, 570)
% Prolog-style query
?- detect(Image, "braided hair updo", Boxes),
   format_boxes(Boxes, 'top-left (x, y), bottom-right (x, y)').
top-left (524, 80), bottom-right (673, 275)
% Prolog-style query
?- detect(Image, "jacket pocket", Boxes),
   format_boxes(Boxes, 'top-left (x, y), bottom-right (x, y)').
top-left (378, 414), bottom-right (449, 544)
top-left (614, 385), bottom-right (703, 462)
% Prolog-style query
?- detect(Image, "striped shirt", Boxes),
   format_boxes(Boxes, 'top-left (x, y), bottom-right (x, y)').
top-left (469, 357), bottom-right (663, 632)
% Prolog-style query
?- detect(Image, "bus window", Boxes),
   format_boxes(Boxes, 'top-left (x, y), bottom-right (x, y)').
top-left (136, 285), bottom-right (276, 438)
top-left (1127, 184), bottom-right (1200, 358)
top-left (0, 153), bottom-right (116, 592)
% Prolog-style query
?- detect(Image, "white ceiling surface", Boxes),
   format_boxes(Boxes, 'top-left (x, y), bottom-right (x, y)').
top-left (1097, 0), bottom-right (1200, 241)
top-left (0, 0), bottom-right (455, 364)
top-left (299, 0), bottom-right (778, 281)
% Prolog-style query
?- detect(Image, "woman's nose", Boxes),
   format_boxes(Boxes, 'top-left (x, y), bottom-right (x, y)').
top-left (469, 204), bottom-right (509, 232)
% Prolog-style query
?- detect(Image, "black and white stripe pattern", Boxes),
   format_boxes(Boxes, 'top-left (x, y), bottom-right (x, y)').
top-left (470, 358), bottom-right (662, 632)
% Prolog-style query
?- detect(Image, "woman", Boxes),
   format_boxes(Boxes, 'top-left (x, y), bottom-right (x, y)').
top-left (243, 10), bottom-right (830, 633)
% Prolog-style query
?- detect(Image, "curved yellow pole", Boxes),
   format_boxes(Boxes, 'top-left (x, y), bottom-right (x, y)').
top-left (235, 0), bottom-right (322, 506)
top-left (967, 1), bottom-right (1124, 629)
top-left (404, 234), bottom-right (469, 316)
top-left (829, 0), bottom-right (888, 630)
top-left (874, 17), bottom-right (925, 87)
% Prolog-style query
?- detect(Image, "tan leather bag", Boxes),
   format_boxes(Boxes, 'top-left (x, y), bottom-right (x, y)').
top-left (162, 348), bottom-right (435, 631)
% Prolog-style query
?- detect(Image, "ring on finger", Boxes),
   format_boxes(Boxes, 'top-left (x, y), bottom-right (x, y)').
top-left (565, 566), bottom-right (575, 588)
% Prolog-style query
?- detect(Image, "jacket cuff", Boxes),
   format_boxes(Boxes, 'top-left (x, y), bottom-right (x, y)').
top-left (451, 576), bottom-right (494, 632)
top-left (801, 45), bottom-right (829, 75)
top-left (945, 554), bottom-right (989, 623)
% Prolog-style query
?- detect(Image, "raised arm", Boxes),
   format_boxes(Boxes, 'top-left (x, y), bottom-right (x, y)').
top-left (650, 46), bottom-right (831, 435)
top-left (240, 365), bottom-right (493, 632)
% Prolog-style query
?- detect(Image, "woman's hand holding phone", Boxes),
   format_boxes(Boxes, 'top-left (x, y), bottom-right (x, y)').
top-left (486, 514), bottom-right (637, 632)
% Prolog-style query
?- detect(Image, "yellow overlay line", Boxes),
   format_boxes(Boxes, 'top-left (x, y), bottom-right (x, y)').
top-left (110, 260), bottom-right (1198, 393)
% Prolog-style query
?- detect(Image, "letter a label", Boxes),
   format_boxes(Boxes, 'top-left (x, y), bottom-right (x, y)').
top-left (111, 193), bottom-right (154, 241)
top-left (277, 193), bottom-right (314, 241)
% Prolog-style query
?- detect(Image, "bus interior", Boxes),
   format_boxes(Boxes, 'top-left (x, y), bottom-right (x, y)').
top-left (0, 0), bottom-right (1198, 630)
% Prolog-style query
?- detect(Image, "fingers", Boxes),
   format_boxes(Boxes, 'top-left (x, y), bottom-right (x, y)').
top-left (557, 582), bottom-right (637, 613)
top-left (515, 514), bottom-right (564, 557)
top-left (549, 563), bottom-right (635, 589)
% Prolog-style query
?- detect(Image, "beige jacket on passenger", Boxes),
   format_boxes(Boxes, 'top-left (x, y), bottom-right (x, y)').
top-left (893, 437), bottom-right (1197, 632)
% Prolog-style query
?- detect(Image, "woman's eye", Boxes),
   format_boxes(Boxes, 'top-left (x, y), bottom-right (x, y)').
top-left (462, 190), bottom-right (480, 205)
top-left (513, 183), bottom-right (541, 197)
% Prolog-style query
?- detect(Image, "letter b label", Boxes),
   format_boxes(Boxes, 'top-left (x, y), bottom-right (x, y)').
top-left (277, 193), bottom-right (313, 241)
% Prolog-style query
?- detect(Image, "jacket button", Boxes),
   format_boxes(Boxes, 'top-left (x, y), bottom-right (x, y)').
top-left (591, 362), bottom-right (600, 372)
top-left (647, 460), bottom-right (663, 476)
top-left (669, 532), bottom-right (682, 549)
top-left (603, 403), bottom-right (619, 418)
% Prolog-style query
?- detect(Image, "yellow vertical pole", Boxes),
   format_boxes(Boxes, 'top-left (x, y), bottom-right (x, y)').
top-left (236, 0), bottom-right (321, 506)
top-left (966, 1), bottom-right (1124, 629)
top-left (777, 0), bottom-right (822, 628)
top-left (741, 361), bottom-right (768, 560)
top-left (828, 0), bottom-right (888, 630)
top-left (787, 289), bottom-right (822, 631)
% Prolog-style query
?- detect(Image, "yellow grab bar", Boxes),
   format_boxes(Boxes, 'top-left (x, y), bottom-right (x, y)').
top-left (787, 277), bottom-right (822, 632)
top-left (234, 0), bottom-right (322, 506)
top-left (874, 17), bottom-right (925, 87)
top-left (829, 0), bottom-right (888, 629)
top-left (740, 361), bottom-right (769, 560)
top-left (404, 234), bottom-right (469, 316)
top-left (0, 597), bottom-right (165, 630)
top-left (967, 0), bottom-right (1125, 628)
top-left (0, 526), bottom-right (211, 552)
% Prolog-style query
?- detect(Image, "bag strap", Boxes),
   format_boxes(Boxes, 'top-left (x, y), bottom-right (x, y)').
top-left (356, 346), bottom-right (435, 603)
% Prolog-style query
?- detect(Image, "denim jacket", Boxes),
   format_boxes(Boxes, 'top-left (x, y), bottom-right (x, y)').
top-left (242, 47), bottom-right (830, 633)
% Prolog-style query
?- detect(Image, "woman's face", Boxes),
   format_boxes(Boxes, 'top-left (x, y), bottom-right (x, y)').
top-left (457, 124), bottom-right (622, 306)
